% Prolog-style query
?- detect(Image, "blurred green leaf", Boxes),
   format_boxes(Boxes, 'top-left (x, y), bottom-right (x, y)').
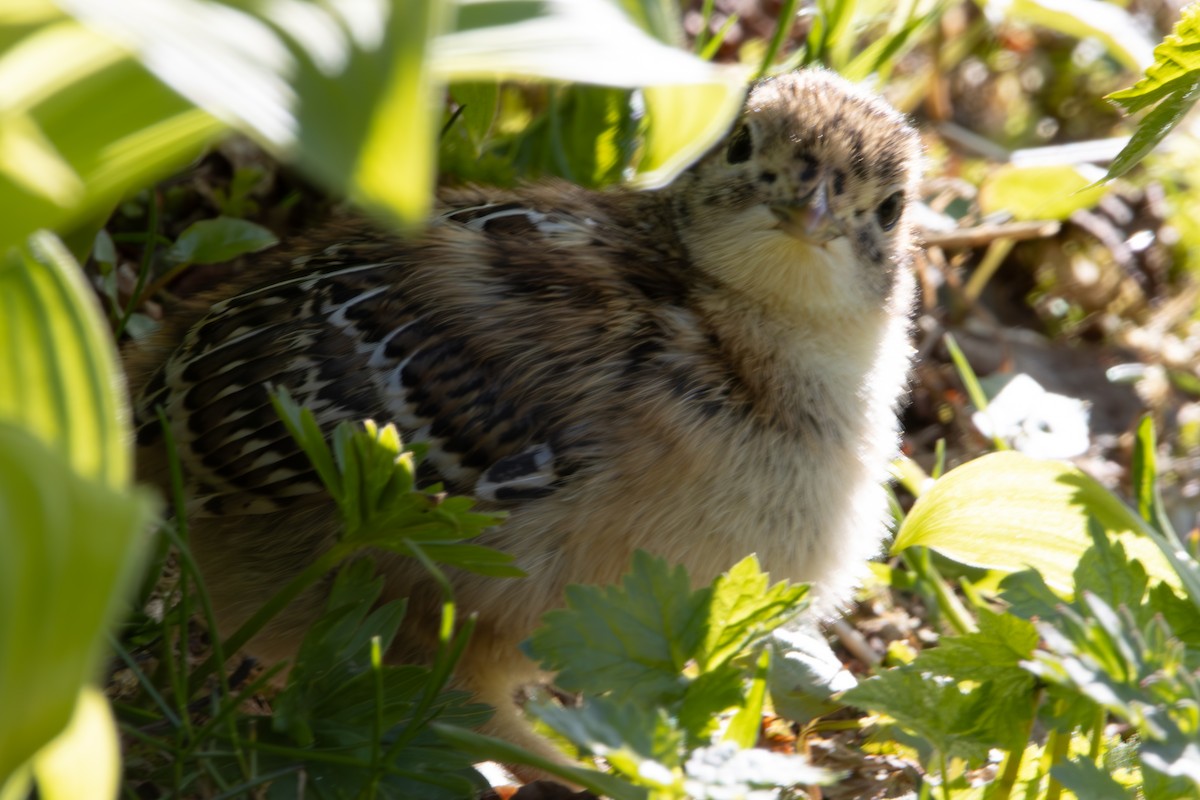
top-left (1051, 757), bottom-right (1135, 799)
top-left (978, 164), bottom-right (1109, 222)
top-left (0, 429), bottom-right (149, 784)
top-left (893, 451), bottom-right (1175, 592)
top-left (0, 18), bottom-right (223, 252)
top-left (59, 0), bottom-right (748, 229)
top-left (28, 687), bottom-right (119, 800)
top-left (163, 216), bottom-right (278, 265)
top-left (1103, 4), bottom-right (1200, 180)
top-left (997, 0), bottom-right (1154, 73)
top-left (0, 232), bottom-right (127, 486)
top-left (0, 233), bottom-right (156, 791)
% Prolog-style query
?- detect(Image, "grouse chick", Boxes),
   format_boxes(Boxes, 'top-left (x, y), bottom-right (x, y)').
top-left (125, 69), bottom-right (922, 763)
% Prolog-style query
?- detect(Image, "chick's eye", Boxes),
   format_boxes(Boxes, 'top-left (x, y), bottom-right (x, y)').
top-left (875, 191), bottom-right (905, 231)
top-left (726, 124), bottom-right (753, 164)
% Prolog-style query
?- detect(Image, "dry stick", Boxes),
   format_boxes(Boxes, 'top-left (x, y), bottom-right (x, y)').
top-left (918, 219), bottom-right (1060, 250)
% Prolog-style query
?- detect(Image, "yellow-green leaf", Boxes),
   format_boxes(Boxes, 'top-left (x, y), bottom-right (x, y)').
top-left (0, 16), bottom-right (222, 251)
top-left (892, 451), bottom-right (1174, 592)
top-left (0, 423), bottom-right (155, 787)
top-left (0, 234), bottom-right (127, 486)
top-left (29, 687), bottom-right (119, 800)
top-left (978, 164), bottom-right (1109, 223)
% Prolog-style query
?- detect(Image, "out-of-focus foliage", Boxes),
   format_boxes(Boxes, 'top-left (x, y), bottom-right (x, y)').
top-left (0, 233), bottom-right (155, 797)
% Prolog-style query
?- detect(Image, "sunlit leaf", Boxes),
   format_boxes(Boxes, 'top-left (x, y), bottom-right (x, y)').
top-left (1102, 3), bottom-right (1200, 180)
top-left (996, 0), bottom-right (1154, 73)
top-left (0, 17), bottom-right (223, 251)
top-left (892, 451), bottom-right (1175, 592)
top-left (60, 0), bottom-right (747, 226)
top-left (634, 81), bottom-right (747, 188)
top-left (978, 164), bottom-right (1109, 222)
top-left (0, 234), bottom-right (156, 790)
top-left (0, 233), bottom-right (126, 485)
top-left (1107, 4), bottom-right (1200, 114)
top-left (29, 687), bottom-right (119, 800)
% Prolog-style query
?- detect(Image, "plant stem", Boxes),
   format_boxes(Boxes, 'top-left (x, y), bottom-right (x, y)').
top-left (188, 539), bottom-right (360, 689)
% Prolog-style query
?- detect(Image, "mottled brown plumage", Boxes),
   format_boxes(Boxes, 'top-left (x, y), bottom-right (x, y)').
top-left (125, 69), bottom-right (922, 766)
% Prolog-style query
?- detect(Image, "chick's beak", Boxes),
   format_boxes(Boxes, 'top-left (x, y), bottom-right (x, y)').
top-left (770, 181), bottom-right (840, 244)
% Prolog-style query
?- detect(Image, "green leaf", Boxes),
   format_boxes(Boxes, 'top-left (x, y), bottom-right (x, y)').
top-left (723, 648), bottom-right (769, 749)
top-left (908, 609), bottom-right (1040, 752)
top-left (530, 551), bottom-right (710, 702)
top-left (1107, 4), bottom-right (1200, 114)
top-left (1103, 4), bottom-right (1200, 180)
top-left (892, 451), bottom-right (1174, 592)
top-left (1148, 582), bottom-right (1200, 649)
top-left (978, 164), bottom-right (1109, 222)
top-left (767, 624), bottom-right (857, 725)
top-left (843, 666), bottom-right (992, 765)
top-left (27, 687), bottom-right (119, 800)
top-left (676, 663), bottom-right (747, 745)
top-left (700, 554), bottom-right (808, 671)
top-left (845, 610), bottom-right (1040, 764)
top-left (1105, 80), bottom-right (1200, 182)
top-left (61, 0), bottom-right (748, 228)
top-left (163, 216), bottom-right (278, 266)
top-left (1000, 0), bottom-right (1155, 73)
top-left (530, 697), bottom-right (685, 775)
top-left (0, 425), bottom-right (155, 788)
top-left (1072, 522), bottom-right (1149, 616)
top-left (0, 233), bottom-right (129, 486)
top-left (0, 232), bottom-right (155, 790)
top-left (0, 17), bottom-right (222, 252)
top-left (682, 742), bottom-right (833, 796)
top-left (1051, 757), bottom-right (1135, 800)
top-left (269, 560), bottom-right (490, 799)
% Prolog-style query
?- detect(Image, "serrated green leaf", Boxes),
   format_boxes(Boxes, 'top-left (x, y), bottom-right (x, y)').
top-left (700, 555), bottom-right (808, 671)
top-left (1102, 4), bottom-right (1200, 180)
top-left (892, 451), bottom-right (1174, 592)
top-left (163, 216), bottom-right (278, 266)
top-left (1051, 756), bottom-right (1135, 800)
top-left (1105, 80), bottom-right (1200, 182)
top-left (911, 610), bottom-right (1040, 752)
top-left (530, 551), bottom-right (710, 702)
top-left (530, 697), bottom-right (685, 772)
top-left (1149, 582), bottom-right (1200, 648)
top-left (1073, 523), bottom-right (1149, 615)
top-left (1107, 4), bottom-right (1200, 113)
top-left (843, 667), bottom-right (992, 765)
top-left (999, 568), bottom-right (1064, 620)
